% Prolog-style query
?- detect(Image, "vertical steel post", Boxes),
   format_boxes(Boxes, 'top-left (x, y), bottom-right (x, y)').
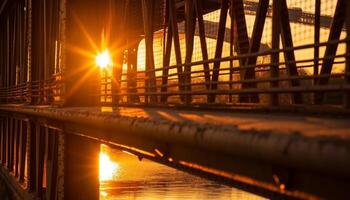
top-left (14, 119), bottom-right (21, 176)
top-left (127, 45), bottom-right (140, 103)
top-left (209, 0), bottom-right (229, 103)
top-left (160, 3), bottom-right (173, 103)
top-left (28, 120), bottom-right (37, 192)
top-left (315, 0), bottom-right (346, 104)
top-left (6, 16), bottom-right (10, 96)
top-left (7, 118), bottom-right (13, 170)
top-left (64, 133), bottom-right (100, 200)
top-left (314, 0), bottom-right (321, 105)
top-left (345, 0), bottom-right (350, 109)
top-left (270, 0), bottom-right (280, 106)
top-left (231, 0), bottom-right (257, 103)
top-left (0, 22), bottom-right (3, 91)
top-left (35, 125), bottom-right (46, 197)
top-left (229, 3), bottom-right (234, 103)
top-left (26, 0), bottom-right (33, 104)
top-left (142, 0), bottom-right (157, 104)
top-left (18, 120), bottom-right (27, 182)
top-left (279, 0), bottom-right (302, 104)
top-left (45, 129), bottom-right (58, 200)
top-left (170, 0), bottom-right (185, 102)
top-left (1, 118), bottom-right (7, 166)
top-left (194, 0), bottom-right (210, 92)
top-left (314, 0), bottom-right (320, 84)
top-left (184, 0), bottom-right (196, 104)
top-left (0, 118), bottom-right (3, 163)
top-left (242, 0), bottom-right (270, 103)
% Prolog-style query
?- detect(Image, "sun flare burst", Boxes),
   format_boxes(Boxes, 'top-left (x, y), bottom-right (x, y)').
top-left (96, 50), bottom-right (112, 69)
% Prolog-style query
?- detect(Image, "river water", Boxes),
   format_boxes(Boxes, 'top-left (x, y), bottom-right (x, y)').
top-left (99, 147), bottom-right (266, 200)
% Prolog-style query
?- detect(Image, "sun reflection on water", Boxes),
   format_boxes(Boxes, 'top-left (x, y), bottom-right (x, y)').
top-left (99, 151), bottom-right (119, 182)
top-left (99, 146), bottom-right (267, 200)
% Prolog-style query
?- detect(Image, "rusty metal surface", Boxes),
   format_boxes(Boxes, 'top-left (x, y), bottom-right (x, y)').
top-left (1, 105), bottom-right (350, 178)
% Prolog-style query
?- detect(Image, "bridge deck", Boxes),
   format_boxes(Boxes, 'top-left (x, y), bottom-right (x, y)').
top-left (2, 105), bottom-right (350, 174)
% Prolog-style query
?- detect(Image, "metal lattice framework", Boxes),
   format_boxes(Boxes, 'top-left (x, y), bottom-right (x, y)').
top-left (0, 0), bottom-right (349, 110)
top-left (0, 1), bottom-right (350, 199)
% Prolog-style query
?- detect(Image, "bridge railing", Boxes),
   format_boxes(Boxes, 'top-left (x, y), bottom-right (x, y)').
top-left (103, 38), bottom-right (348, 109)
top-left (87, 0), bottom-right (349, 111)
top-left (0, 0), bottom-right (349, 111)
top-left (0, 73), bottom-right (64, 105)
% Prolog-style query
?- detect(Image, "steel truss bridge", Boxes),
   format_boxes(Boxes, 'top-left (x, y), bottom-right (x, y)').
top-left (0, 0), bottom-right (350, 199)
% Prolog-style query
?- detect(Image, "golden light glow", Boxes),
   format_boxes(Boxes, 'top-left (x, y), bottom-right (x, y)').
top-left (100, 191), bottom-right (108, 197)
top-left (99, 152), bottom-right (119, 181)
top-left (96, 50), bottom-right (112, 68)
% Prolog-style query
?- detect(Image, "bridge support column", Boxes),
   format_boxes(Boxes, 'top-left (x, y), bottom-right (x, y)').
top-left (27, 121), bottom-right (46, 197)
top-left (7, 118), bottom-right (14, 171)
top-left (0, 118), bottom-right (5, 165)
top-left (64, 133), bottom-right (99, 200)
top-left (345, 0), bottom-right (350, 109)
top-left (27, 120), bottom-right (37, 192)
top-left (18, 120), bottom-right (27, 183)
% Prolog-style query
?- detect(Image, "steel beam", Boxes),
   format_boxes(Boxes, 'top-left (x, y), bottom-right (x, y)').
top-left (0, 0), bottom-right (9, 15)
top-left (127, 45), bottom-right (140, 103)
top-left (7, 118), bottom-right (13, 171)
top-left (209, 0), bottom-right (229, 103)
top-left (1, 118), bottom-right (7, 166)
top-left (0, 118), bottom-right (3, 164)
top-left (26, 0), bottom-right (32, 104)
top-left (18, 120), bottom-right (27, 182)
top-left (169, 0), bottom-right (185, 101)
top-left (35, 125), bottom-right (46, 197)
top-left (160, 17), bottom-right (173, 102)
top-left (45, 129), bottom-right (58, 200)
top-left (345, 1), bottom-right (350, 109)
top-left (279, 0), bottom-right (303, 104)
top-left (194, 0), bottom-right (211, 91)
top-left (14, 119), bottom-right (20, 177)
top-left (314, 0), bottom-right (320, 84)
top-left (184, 0), bottom-right (196, 104)
top-left (242, 0), bottom-right (269, 103)
top-left (231, 0), bottom-right (256, 103)
top-left (231, 0), bottom-right (250, 65)
top-left (6, 15), bottom-right (10, 90)
top-left (315, 0), bottom-right (346, 104)
top-left (28, 120), bottom-right (37, 192)
top-left (270, 0), bottom-right (280, 106)
top-left (142, 0), bottom-right (158, 104)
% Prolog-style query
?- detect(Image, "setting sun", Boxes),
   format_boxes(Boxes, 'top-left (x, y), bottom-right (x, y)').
top-left (99, 152), bottom-right (119, 181)
top-left (96, 50), bottom-right (112, 68)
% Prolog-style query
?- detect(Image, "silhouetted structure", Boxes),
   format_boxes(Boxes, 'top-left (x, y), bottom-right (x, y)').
top-left (0, 0), bottom-right (350, 199)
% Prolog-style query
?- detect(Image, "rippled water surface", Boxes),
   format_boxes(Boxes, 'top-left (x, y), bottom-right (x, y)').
top-left (100, 149), bottom-right (266, 200)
